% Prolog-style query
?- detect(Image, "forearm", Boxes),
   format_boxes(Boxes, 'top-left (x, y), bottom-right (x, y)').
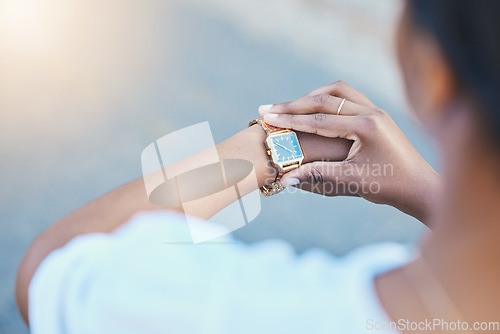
top-left (16, 123), bottom-right (352, 324)
top-left (15, 125), bottom-right (271, 324)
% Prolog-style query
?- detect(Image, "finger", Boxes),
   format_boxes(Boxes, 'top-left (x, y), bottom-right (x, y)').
top-left (282, 161), bottom-right (351, 184)
top-left (292, 182), bottom-right (360, 197)
top-left (263, 113), bottom-right (360, 140)
top-left (299, 132), bottom-right (351, 162)
top-left (259, 94), bottom-right (368, 117)
top-left (306, 80), bottom-right (375, 107)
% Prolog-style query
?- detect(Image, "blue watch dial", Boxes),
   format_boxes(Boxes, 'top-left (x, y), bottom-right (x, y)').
top-left (268, 132), bottom-right (303, 163)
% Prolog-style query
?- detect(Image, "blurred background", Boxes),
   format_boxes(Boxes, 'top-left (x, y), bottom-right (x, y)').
top-left (0, 0), bottom-right (436, 332)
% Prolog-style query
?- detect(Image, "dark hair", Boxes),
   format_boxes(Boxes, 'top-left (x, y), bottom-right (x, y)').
top-left (409, 0), bottom-right (500, 138)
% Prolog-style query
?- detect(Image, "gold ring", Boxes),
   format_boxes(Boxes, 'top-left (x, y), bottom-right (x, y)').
top-left (336, 98), bottom-right (346, 115)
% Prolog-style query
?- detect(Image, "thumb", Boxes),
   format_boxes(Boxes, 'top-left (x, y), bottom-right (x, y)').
top-left (280, 161), bottom-right (354, 187)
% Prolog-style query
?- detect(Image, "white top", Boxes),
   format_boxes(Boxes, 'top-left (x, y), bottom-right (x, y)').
top-left (29, 211), bottom-right (411, 334)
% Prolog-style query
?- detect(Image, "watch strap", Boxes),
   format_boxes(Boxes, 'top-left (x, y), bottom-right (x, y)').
top-left (249, 118), bottom-right (286, 134)
top-left (248, 118), bottom-right (287, 197)
top-left (259, 181), bottom-right (285, 197)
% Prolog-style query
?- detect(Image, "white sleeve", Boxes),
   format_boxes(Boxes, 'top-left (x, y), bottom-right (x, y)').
top-left (29, 210), bottom-right (410, 334)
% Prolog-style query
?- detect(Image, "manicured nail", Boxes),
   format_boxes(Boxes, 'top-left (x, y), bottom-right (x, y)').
top-left (281, 178), bottom-right (300, 187)
top-left (259, 104), bottom-right (273, 113)
top-left (264, 113), bottom-right (279, 120)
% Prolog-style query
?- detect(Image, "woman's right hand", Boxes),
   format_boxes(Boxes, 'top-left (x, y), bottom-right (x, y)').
top-left (259, 81), bottom-right (441, 224)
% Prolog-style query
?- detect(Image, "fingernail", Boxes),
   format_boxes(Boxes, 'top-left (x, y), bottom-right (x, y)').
top-left (264, 113), bottom-right (279, 120)
top-left (281, 178), bottom-right (300, 187)
top-left (259, 104), bottom-right (273, 113)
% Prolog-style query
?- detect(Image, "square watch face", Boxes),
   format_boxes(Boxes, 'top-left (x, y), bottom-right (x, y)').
top-left (267, 132), bottom-right (303, 163)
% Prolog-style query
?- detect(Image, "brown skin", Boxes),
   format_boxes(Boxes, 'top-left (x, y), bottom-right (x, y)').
top-left (260, 2), bottom-right (500, 331)
top-left (259, 81), bottom-right (440, 224)
top-left (377, 3), bottom-right (500, 331)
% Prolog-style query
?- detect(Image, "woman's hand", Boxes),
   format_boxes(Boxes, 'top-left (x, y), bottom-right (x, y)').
top-left (259, 81), bottom-right (440, 223)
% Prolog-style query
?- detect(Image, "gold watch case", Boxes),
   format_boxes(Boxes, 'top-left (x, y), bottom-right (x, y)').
top-left (264, 129), bottom-right (305, 174)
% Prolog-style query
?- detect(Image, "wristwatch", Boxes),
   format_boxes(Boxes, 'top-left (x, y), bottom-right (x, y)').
top-left (249, 118), bottom-right (305, 196)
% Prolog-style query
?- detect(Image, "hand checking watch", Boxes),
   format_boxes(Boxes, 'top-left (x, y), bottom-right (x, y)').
top-left (249, 118), bottom-right (304, 196)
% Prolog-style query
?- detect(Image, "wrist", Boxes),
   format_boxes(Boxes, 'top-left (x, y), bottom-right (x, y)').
top-left (246, 124), bottom-right (279, 187)
top-left (418, 169), bottom-right (441, 225)
top-left (398, 168), bottom-right (441, 225)
top-left (216, 125), bottom-right (277, 188)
